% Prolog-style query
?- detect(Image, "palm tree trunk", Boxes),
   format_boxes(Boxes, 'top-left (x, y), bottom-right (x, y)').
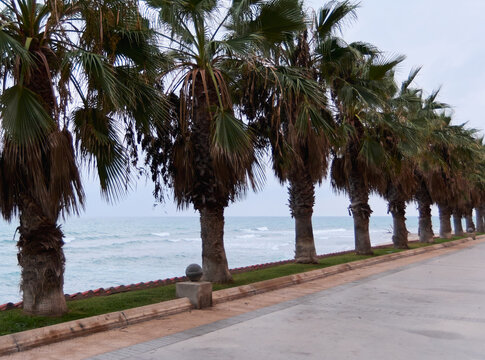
top-left (348, 171), bottom-right (373, 255)
top-left (464, 209), bottom-right (475, 233)
top-left (438, 204), bottom-right (452, 238)
top-left (389, 200), bottom-right (408, 249)
top-left (477, 207), bottom-right (485, 233)
top-left (452, 211), bottom-right (464, 236)
top-left (288, 173), bottom-right (318, 264)
top-left (190, 74), bottom-right (232, 284)
top-left (415, 182), bottom-right (434, 243)
top-left (200, 207), bottom-right (233, 283)
top-left (387, 184), bottom-right (408, 249)
top-left (18, 197), bottom-right (67, 316)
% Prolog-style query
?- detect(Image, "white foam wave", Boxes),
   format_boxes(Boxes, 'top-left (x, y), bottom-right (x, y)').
top-left (152, 232), bottom-right (170, 238)
top-left (270, 241), bottom-right (293, 250)
top-left (64, 237), bottom-right (76, 243)
top-left (237, 234), bottom-right (256, 239)
top-left (240, 226), bottom-right (269, 233)
top-left (183, 238), bottom-right (200, 242)
top-left (314, 228), bottom-right (346, 234)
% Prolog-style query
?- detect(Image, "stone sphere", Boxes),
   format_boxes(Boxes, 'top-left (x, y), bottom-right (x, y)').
top-left (185, 263), bottom-right (203, 282)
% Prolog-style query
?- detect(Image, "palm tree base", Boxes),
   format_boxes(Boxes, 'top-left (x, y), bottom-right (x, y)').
top-left (201, 261), bottom-right (233, 284)
top-left (465, 213), bottom-right (476, 233)
top-left (18, 199), bottom-right (68, 317)
top-left (419, 235), bottom-right (434, 243)
top-left (200, 207), bottom-right (233, 284)
top-left (355, 249), bottom-right (374, 256)
top-left (438, 205), bottom-right (453, 239)
top-left (390, 203), bottom-right (409, 250)
top-left (453, 213), bottom-right (464, 236)
top-left (476, 207), bottom-right (485, 233)
top-left (23, 288), bottom-right (67, 317)
top-left (416, 186), bottom-right (435, 243)
top-left (294, 214), bottom-right (318, 264)
top-left (295, 257), bottom-right (319, 264)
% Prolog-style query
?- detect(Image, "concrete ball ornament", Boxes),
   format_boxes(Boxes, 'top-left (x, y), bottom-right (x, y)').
top-left (185, 263), bottom-right (203, 282)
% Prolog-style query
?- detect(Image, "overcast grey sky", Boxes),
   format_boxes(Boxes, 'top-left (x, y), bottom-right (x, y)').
top-left (81, 0), bottom-right (484, 218)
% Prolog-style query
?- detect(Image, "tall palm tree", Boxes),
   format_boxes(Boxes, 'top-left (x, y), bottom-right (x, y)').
top-left (448, 133), bottom-right (483, 235)
top-left (321, 39), bottom-right (404, 254)
top-left (461, 140), bottom-right (485, 233)
top-left (418, 116), bottom-right (480, 239)
top-left (406, 90), bottom-right (450, 242)
top-left (238, 1), bottom-right (357, 263)
top-left (143, 0), bottom-right (305, 282)
top-left (473, 142), bottom-right (485, 232)
top-left (284, 2), bottom-right (357, 263)
top-left (0, 0), bottom-right (165, 316)
top-left (373, 68), bottom-right (428, 249)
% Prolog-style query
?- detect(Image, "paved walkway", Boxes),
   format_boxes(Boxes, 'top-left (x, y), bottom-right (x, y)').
top-left (5, 239), bottom-right (485, 359)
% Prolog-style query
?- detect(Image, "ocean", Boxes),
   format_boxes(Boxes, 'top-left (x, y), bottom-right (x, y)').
top-left (0, 216), bottom-right (424, 304)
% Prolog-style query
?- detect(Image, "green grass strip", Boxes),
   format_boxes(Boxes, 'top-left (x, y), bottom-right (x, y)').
top-left (0, 236), bottom-right (467, 336)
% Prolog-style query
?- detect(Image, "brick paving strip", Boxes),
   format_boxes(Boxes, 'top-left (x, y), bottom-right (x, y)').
top-left (1, 235), bottom-right (484, 359)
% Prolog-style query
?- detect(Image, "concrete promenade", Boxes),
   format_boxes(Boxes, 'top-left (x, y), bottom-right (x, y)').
top-left (5, 238), bottom-right (485, 359)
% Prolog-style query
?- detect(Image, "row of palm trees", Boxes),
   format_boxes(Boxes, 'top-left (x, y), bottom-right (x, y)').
top-left (0, 0), bottom-right (483, 316)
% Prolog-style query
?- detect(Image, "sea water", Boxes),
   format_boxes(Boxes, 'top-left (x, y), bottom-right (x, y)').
top-left (0, 216), bottom-right (422, 304)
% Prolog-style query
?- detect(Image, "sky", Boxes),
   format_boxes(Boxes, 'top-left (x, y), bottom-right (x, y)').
top-left (80, 0), bottom-right (484, 219)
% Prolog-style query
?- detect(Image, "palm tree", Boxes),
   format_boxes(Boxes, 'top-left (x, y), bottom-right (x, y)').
top-left (321, 39), bottom-right (404, 254)
top-left (418, 115), bottom-right (481, 239)
top-left (397, 86), bottom-right (448, 243)
top-left (0, 0), bottom-right (164, 316)
top-left (473, 143), bottom-right (485, 232)
top-left (237, 1), bottom-right (357, 263)
top-left (285, 2), bottom-right (357, 263)
top-left (374, 68), bottom-right (428, 249)
top-left (395, 86), bottom-right (452, 243)
top-left (143, 0), bottom-right (305, 282)
top-left (464, 141), bottom-right (485, 234)
top-left (449, 135), bottom-right (484, 235)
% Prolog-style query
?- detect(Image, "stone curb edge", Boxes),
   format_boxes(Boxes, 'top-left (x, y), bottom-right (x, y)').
top-left (0, 235), bottom-right (482, 356)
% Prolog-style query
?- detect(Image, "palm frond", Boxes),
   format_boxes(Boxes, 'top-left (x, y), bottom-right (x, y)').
top-left (316, 0), bottom-right (358, 38)
top-left (71, 50), bottom-right (127, 108)
top-left (46, 129), bottom-right (85, 219)
top-left (0, 28), bottom-right (33, 69)
top-left (72, 107), bottom-right (130, 201)
top-left (358, 133), bottom-right (387, 167)
top-left (0, 84), bottom-right (55, 144)
top-left (212, 108), bottom-right (252, 158)
top-left (232, 0), bottom-right (305, 45)
top-left (401, 66), bottom-right (422, 93)
top-left (368, 55), bottom-right (405, 81)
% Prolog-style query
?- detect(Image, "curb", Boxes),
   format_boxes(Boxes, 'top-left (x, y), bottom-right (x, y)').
top-left (0, 298), bottom-right (193, 356)
top-left (0, 235), bottom-right (482, 356)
